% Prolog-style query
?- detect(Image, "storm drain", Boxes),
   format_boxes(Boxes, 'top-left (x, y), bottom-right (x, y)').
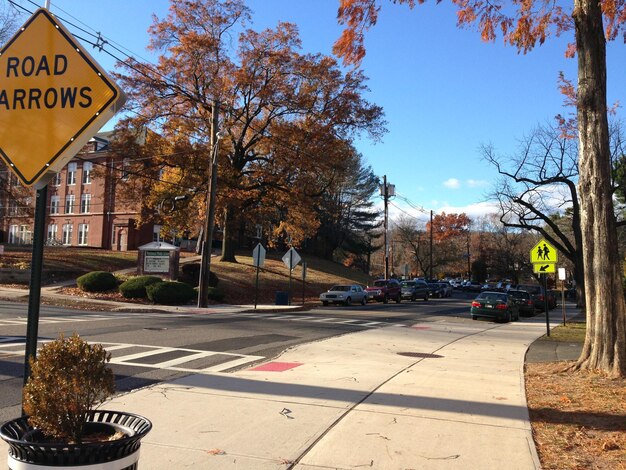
top-left (397, 352), bottom-right (443, 359)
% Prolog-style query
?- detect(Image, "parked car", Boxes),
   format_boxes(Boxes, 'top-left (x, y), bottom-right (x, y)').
top-left (515, 284), bottom-right (555, 311)
top-left (427, 282), bottom-right (443, 297)
top-left (400, 279), bottom-right (430, 301)
top-left (365, 279), bottom-right (402, 303)
top-left (470, 291), bottom-right (520, 322)
top-left (437, 282), bottom-right (453, 297)
top-left (320, 284), bottom-right (367, 306)
top-left (507, 289), bottom-right (536, 316)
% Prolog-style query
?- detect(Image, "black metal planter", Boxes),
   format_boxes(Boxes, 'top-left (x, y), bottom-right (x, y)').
top-left (0, 410), bottom-right (152, 469)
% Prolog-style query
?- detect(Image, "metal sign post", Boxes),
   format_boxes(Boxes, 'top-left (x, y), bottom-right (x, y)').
top-left (282, 248), bottom-right (301, 307)
top-left (301, 261), bottom-right (307, 305)
top-left (541, 274), bottom-right (550, 336)
top-left (252, 243), bottom-right (265, 310)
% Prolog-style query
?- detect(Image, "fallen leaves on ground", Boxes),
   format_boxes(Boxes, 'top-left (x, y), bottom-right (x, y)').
top-left (525, 361), bottom-right (626, 470)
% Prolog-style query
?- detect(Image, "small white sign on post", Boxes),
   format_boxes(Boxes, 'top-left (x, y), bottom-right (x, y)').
top-left (558, 267), bottom-right (566, 281)
top-left (282, 247), bottom-right (301, 271)
top-left (252, 243), bottom-right (266, 268)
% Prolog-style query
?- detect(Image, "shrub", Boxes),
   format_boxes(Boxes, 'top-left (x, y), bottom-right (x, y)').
top-left (207, 287), bottom-right (225, 302)
top-left (179, 263), bottom-right (219, 287)
top-left (146, 281), bottom-right (197, 305)
top-left (76, 271), bottom-right (117, 292)
top-left (22, 333), bottom-right (115, 444)
top-left (119, 275), bottom-right (163, 299)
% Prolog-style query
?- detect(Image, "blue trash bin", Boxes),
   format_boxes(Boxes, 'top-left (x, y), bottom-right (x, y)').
top-left (275, 291), bottom-right (289, 305)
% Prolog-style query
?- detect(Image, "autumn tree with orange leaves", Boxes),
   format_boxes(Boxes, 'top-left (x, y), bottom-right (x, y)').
top-left (115, 0), bottom-right (385, 263)
top-left (334, 0), bottom-right (626, 377)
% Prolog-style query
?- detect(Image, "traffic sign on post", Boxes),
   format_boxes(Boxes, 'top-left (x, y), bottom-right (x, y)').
top-left (282, 247), bottom-right (301, 271)
top-left (533, 263), bottom-right (556, 274)
top-left (530, 239), bottom-right (558, 264)
top-left (252, 243), bottom-right (266, 268)
top-left (0, 9), bottom-right (126, 187)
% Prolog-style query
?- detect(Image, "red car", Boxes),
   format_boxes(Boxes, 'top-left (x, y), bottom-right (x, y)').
top-left (365, 279), bottom-right (402, 303)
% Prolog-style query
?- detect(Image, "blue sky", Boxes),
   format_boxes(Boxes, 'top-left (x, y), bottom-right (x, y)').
top-left (12, 0), bottom-right (626, 223)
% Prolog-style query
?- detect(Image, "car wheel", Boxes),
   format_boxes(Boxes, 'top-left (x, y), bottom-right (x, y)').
top-left (322, 301), bottom-right (328, 306)
top-left (361, 296), bottom-right (366, 306)
top-left (424, 294), bottom-right (429, 301)
top-left (502, 311), bottom-right (511, 323)
top-left (471, 315), bottom-right (477, 320)
top-left (396, 294), bottom-right (402, 303)
top-left (383, 294), bottom-right (389, 304)
top-left (345, 297), bottom-right (352, 306)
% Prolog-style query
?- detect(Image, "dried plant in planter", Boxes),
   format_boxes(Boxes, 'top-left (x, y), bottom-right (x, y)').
top-left (22, 333), bottom-right (115, 444)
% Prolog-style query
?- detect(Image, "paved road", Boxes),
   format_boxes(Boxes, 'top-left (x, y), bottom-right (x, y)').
top-left (0, 294), bottom-right (473, 424)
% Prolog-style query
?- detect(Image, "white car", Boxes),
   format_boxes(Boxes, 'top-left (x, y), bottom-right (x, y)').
top-left (320, 285), bottom-right (368, 306)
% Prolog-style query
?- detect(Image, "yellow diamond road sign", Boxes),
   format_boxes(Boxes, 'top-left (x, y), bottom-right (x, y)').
top-left (530, 239), bottom-right (558, 264)
top-left (0, 9), bottom-right (126, 187)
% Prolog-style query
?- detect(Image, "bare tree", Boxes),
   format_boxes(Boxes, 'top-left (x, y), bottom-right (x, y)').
top-left (0, 3), bottom-right (18, 46)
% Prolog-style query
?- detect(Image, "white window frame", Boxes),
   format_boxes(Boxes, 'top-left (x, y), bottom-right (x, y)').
top-left (80, 193), bottom-right (91, 214)
top-left (47, 224), bottom-right (58, 243)
top-left (65, 194), bottom-right (75, 214)
top-left (82, 162), bottom-right (92, 184)
top-left (78, 223), bottom-right (89, 246)
top-left (50, 196), bottom-right (60, 215)
top-left (8, 225), bottom-right (18, 244)
top-left (62, 223), bottom-right (73, 245)
top-left (19, 225), bottom-right (32, 245)
top-left (52, 173), bottom-right (62, 186)
top-left (67, 162), bottom-right (77, 185)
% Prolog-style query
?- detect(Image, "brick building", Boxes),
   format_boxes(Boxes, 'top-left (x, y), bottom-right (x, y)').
top-left (0, 131), bottom-right (158, 250)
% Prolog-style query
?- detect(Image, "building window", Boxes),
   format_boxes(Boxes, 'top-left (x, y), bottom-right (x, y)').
top-left (65, 194), bottom-right (75, 214)
top-left (80, 193), bottom-right (91, 213)
top-left (52, 173), bottom-right (62, 186)
top-left (82, 162), bottom-right (92, 184)
top-left (8, 225), bottom-right (18, 244)
top-left (19, 225), bottom-right (32, 245)
top-left (78, 224), bottom-right (89, 246)
top-left (62, 223), bottom-right (73, 245)
top-left (47, 224), bottom-right (58, 244)
top-left (50, 196), bottom-right (60, 215)
top-left (8, 200), bottom-right (17, 215)
top-left (67, 162), bottom-right (77, 185)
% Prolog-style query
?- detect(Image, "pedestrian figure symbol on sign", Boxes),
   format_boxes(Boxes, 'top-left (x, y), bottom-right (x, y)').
top-left (542, 243), bottom-right (551, 260)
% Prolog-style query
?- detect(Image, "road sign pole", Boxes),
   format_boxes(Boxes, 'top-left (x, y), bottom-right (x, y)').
top-left (22, 185), bottom-right (47, 407)
top-left (254, 249), bottom-right (261, 310)
top-left (302, 261), bottom-right (307, 306)
top-left (288, 250), bottom-right (293, 306)
top-left (541, 274), bottom-right (550, 336)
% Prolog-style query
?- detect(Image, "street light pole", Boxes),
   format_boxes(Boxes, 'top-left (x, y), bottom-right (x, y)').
top-left (198, 102), bottom-right (220, 308)
top-left (383, 175), bottom-right (389, 280)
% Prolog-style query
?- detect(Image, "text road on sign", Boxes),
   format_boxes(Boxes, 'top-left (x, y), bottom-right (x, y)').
top-left (0, 9), bottom-right (126, 187)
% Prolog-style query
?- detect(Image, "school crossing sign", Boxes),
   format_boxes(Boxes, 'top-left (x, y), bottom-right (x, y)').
top-left (530, 238), bottom-right (558, 274)
top-left (0, 9), bottom-right (126, 187)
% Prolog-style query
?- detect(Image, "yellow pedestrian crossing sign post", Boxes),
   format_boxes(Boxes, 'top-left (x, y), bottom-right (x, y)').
top-left (530, 239), bottom-right (558, 264)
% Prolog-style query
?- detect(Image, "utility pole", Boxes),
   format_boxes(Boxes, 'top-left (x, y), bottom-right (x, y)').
top-left (429, 210), bottom-right (433, 280)
top-left (198, 103), bottom-right (220, 308)
top-left (382, 175), bottom-right (389, 279)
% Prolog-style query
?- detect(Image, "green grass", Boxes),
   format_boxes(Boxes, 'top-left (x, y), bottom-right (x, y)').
top-left (540, 322), bottom-right (586, 343)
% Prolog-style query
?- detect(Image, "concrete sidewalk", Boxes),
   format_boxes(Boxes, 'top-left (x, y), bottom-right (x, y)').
top-left (103, 316), bottom-right (562, 470)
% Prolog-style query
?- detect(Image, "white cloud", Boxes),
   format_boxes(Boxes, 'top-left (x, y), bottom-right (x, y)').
top-left (467, 179), bottom-right (488, 188)
top-left (443, 178), bottom-right (461, 189)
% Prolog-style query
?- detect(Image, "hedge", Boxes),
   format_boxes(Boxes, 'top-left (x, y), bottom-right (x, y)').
top-left (146, 281), bottom-right (197, 305)
top-left (76, 271), bottom-right (117, 292)
top-left (118, 275), bottom-right (163, 299)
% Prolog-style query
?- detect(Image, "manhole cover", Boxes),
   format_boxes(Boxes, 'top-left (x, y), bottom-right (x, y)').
top-left (397, 352), bottom-right (443, 359)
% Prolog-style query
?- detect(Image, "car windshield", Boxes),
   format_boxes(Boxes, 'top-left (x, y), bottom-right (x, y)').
top-left (518, 285), bottom-right (541, 294)
top-left (509, 291), bottom-right (529, 299)
top-left (373, 281), bottom-right (387, 287)
top-left (477, 292), bottom-right (507, 302)
top-left (401, 281), bottom-right (415, 287)
top-left (330, 286), bottom-right (351, 292)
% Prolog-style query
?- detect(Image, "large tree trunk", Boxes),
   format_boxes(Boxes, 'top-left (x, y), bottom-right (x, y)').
top-left (220, 205), bottom-right (238, 263)
top-left (573, 0), bottom-right (626, 377)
